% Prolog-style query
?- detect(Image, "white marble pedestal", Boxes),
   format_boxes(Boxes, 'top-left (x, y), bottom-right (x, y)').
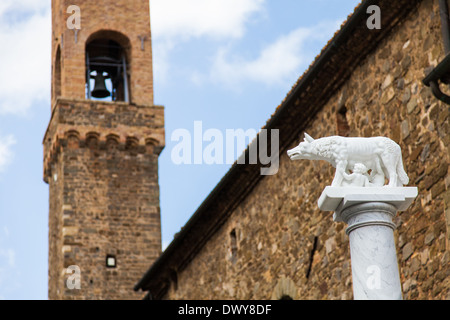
top-left (318, 187), bottom-right (418, 300)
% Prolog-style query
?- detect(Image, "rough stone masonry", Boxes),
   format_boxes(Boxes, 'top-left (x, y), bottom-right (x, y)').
top-left (45, 0), bottom-right (164, 300)
top-left (152, 0), bottom-right (448, 300)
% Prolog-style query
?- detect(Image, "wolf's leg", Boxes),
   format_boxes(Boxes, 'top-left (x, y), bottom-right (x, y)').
top-left (388, 169), bottom-right (398, 187)
top-left (370, 156), bottom-right (386, 186)
top-left (332, 160), bottom-right (347, 187)
top-left (381, 154), bottom-right (398, 187)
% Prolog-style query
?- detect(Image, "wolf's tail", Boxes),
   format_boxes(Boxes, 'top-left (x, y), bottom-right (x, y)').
top-left (397, 157), bottom-right (409, 185)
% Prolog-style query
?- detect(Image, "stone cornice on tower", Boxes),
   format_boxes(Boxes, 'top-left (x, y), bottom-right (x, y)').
top-left (43, 98), bottom-right (165, 183)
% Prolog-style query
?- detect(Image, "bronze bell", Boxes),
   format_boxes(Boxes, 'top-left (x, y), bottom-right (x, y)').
top-left (91, 72), bottom-right (111, 98)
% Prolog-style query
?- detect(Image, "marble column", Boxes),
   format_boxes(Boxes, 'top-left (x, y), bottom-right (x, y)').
top-left (318, 187), bottom-right (418, 300)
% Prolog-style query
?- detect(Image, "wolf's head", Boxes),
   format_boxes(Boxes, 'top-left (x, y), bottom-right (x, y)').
top-left (287, 133), bottom-right (315, 161)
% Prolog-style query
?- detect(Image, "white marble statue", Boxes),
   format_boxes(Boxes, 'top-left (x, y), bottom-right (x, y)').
top-left (287, 133), bottom-right (409, 187)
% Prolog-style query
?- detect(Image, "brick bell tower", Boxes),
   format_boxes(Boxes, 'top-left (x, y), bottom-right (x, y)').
top-left (44, 0), bottom-right (164, 300)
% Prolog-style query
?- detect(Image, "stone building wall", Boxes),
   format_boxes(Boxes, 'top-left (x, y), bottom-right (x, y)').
top-left (164, 0), bottom-right (449, 300)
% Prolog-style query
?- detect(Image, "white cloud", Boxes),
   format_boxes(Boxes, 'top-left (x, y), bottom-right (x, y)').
top-left (150, 0), bottom-right (343, 90)
top-left (202, 21), bottom-right (342, 89)
top-left (209, 28), bottom-right (313, 88)
top-left (0, 227), bottom-right (17, 299)
top-left (0, 0), bottom-right (48, 15)
top-left (150, 0), bottom-right (265, 85)
top-left (0, 135), bottom-right (16, 172)
top-left (0, 1), bottom-right (51, 115)
top-left (151, 0), bottom-right (265, 41)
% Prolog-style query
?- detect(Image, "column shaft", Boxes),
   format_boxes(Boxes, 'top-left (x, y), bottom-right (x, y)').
top-left (341, 202), bottom-right (402, 300)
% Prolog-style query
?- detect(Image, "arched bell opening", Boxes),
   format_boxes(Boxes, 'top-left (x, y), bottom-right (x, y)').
top-left (86, 34), bottom-right (130, 102)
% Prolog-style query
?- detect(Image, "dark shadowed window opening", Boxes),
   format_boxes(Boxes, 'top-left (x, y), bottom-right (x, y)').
top-left (336, 106), bottom-right (350, 136)
top-left (54, 46), bottom-right (62, 98)
top-left (230, 229), bottom-right (238, 264)
top-left (306, 236), bottom-right (318, 279)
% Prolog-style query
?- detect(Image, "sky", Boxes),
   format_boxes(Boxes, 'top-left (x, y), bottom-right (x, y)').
top-left (0, 0), bottom-right (360, 300)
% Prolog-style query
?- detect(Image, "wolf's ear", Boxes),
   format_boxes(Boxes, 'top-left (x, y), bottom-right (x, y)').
top-left (304, 133), bottom-right (314, 143)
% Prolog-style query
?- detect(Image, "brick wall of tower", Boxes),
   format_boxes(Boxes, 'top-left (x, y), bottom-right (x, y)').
top-left (51, 0), bottom-right (154, 106)
top-left (45, 100), bottom-right (165, 300)
top-left (47, 0), bottom-right (162, 300)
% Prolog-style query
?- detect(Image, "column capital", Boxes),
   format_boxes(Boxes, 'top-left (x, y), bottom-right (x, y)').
top-left (339, 202), bottom-right (398, 235)
top-left (318, 186), bottom-right (418, 222)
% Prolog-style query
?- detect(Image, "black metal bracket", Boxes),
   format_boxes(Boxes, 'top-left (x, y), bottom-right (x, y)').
top-left (423, 53), bottom-right (450, 105)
